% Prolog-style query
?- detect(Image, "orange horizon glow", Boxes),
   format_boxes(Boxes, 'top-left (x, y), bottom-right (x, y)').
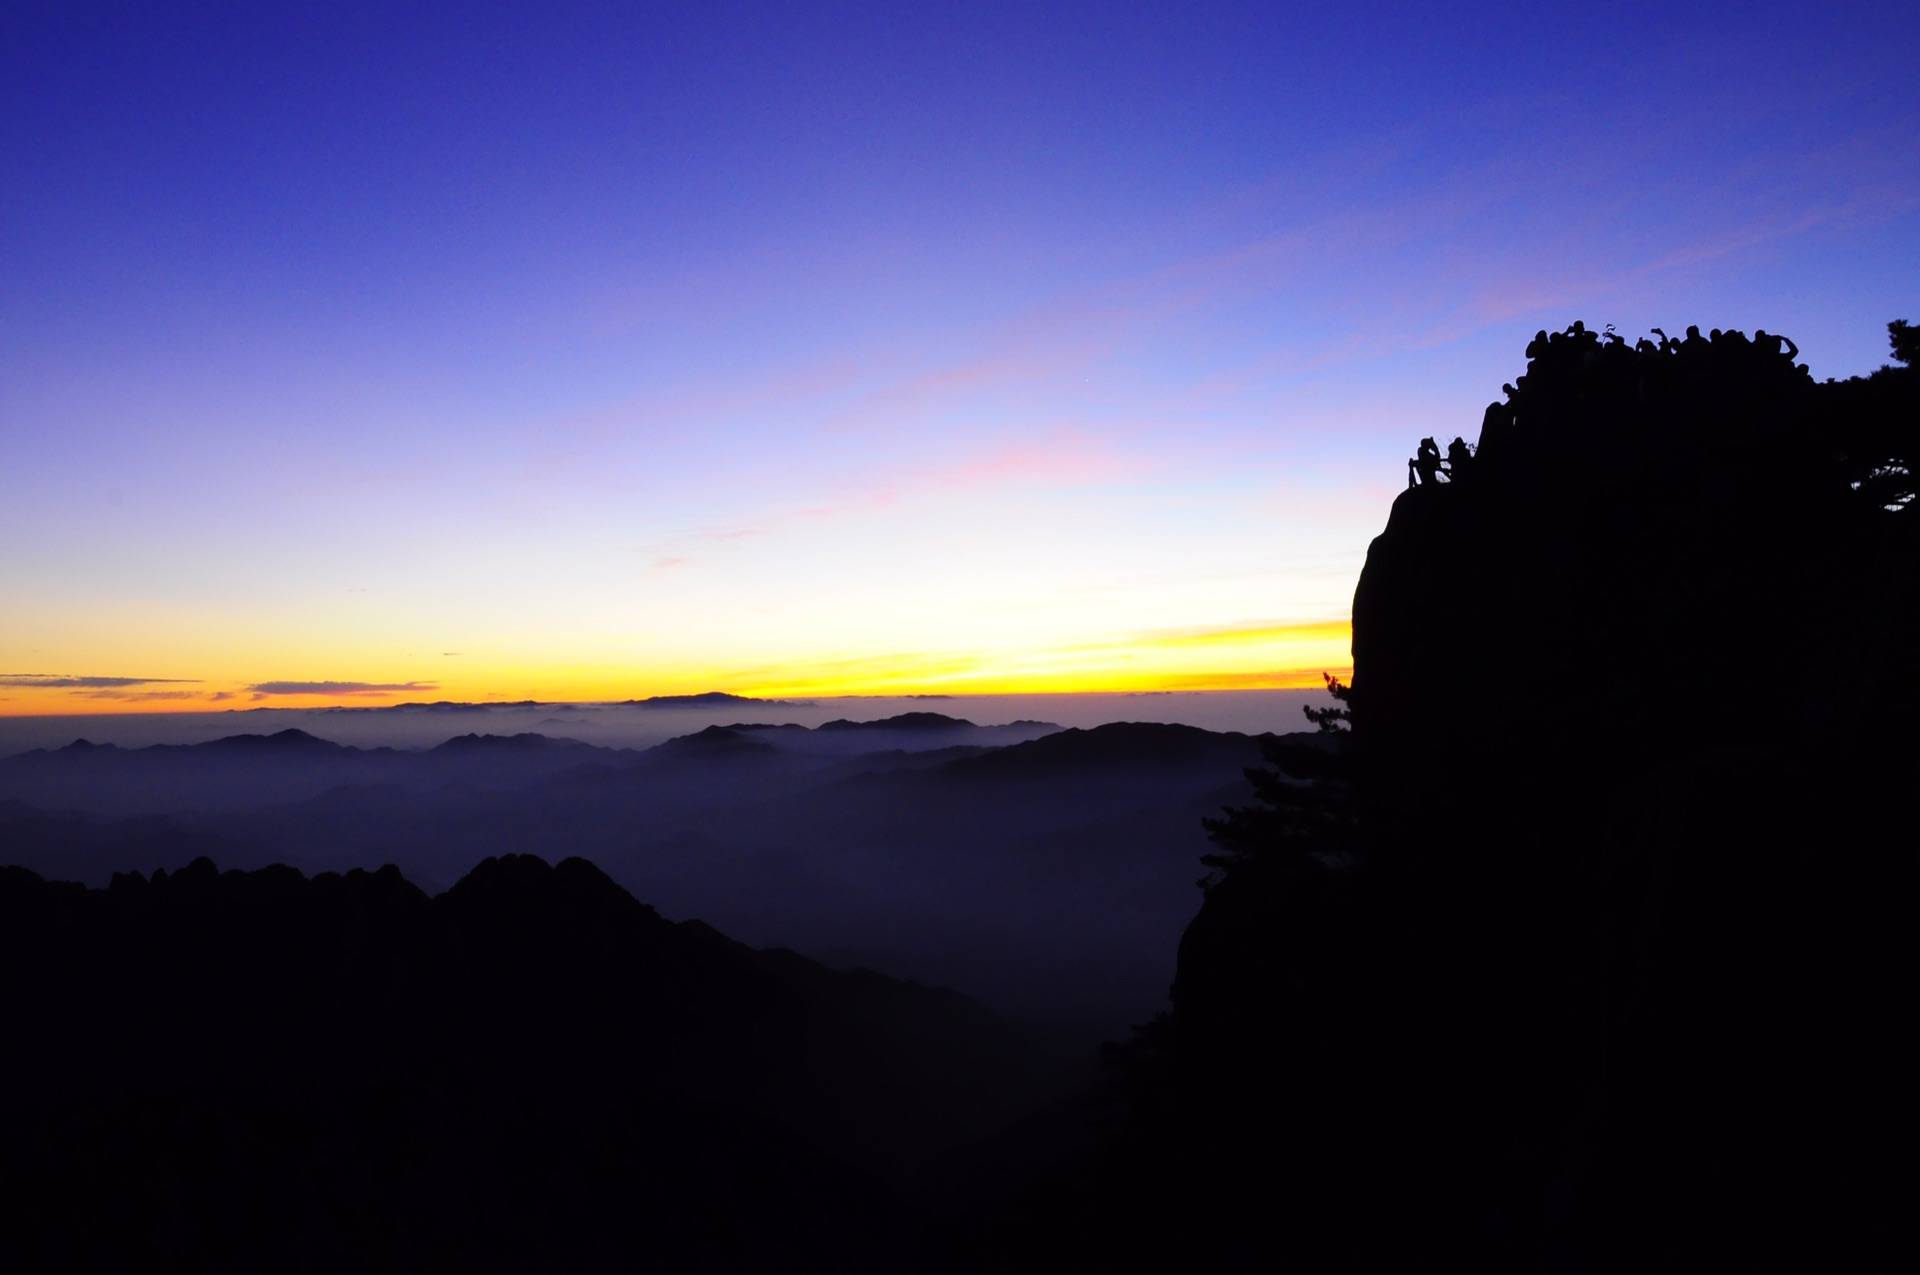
top-left (0, 621), bottom-right (1353, 716)
top-left (0, 668), bottom-right (1352, 717)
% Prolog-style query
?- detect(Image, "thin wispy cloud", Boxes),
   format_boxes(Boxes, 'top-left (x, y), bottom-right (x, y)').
top-left (70, 689), bottom-right (206, 702)
top-left (0, 674), bottom-right (198, 689)
top-left (247, 681), bottom-right (438, 697)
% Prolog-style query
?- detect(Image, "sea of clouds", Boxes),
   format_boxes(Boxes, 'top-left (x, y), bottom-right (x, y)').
top-left (0, 688), bottom-right (1336, 757)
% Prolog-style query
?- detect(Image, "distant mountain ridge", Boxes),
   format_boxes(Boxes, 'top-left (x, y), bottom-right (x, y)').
top-left (0, 711), bottom-right (1075, 815)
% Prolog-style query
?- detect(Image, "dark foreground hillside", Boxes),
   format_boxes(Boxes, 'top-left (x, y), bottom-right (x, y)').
top-left (0, 854), bottom-right (1092, 1272)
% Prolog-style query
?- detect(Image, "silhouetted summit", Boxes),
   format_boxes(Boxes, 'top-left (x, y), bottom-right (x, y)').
top-left (204, 726), bottom-right (344, 751)
top-left (993, 322), bottom-right (1916, 1273)
top-left (648, 723), bottom-right (782, 759)
top-left (430, 730), bottom-right (587, 752)
top-left (625, 690), bottom-right (804, 708)
top-left (819, 711), bottom-right (975, 731)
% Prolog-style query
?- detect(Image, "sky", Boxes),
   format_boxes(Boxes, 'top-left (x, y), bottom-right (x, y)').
top-left (3, 1), bottom-right (1916, 715)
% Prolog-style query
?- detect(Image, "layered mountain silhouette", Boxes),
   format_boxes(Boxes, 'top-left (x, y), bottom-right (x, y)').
top-left (0, 714), bottom-right (1265, 1029)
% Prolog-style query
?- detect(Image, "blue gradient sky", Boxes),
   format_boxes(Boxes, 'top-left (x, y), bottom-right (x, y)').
top-left (4, 2), bottom-right (1916, 710)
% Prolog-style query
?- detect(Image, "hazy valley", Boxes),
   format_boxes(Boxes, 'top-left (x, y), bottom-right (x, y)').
top-left (0, 708), bottom-right (1284, 1032)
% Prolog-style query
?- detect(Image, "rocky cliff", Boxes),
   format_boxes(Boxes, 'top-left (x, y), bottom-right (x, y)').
top-left (1024, 323), bottom-right (1917, 1272)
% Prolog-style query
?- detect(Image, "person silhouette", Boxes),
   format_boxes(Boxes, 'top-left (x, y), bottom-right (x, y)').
top-left (1414, 437), bottom-right (1443, 486)
top-left (1444, 436), bottom-right (1473, 480)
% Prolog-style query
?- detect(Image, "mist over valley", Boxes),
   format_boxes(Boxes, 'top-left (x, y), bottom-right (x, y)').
top-left (0, 694), bottom-right (1324, 1032)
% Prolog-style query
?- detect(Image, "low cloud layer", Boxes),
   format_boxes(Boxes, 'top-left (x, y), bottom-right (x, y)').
top-left (247, 681), bottom-right (438, 697)
top-left (0, 673), bottom-right (198, 689)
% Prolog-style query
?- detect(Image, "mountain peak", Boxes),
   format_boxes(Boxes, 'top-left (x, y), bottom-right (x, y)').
top-left (205, 728), bottom-right (340, 751)
top-left (431, 732), bottom-right (565, 752)
top-left (652, 725), bottom-right (779, 757)
top-left (624, 691), bottom-right (803, 709)
top-left (817, 712), bottom-right (976, 732)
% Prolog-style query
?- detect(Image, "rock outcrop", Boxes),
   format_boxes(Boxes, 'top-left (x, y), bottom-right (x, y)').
top-left (1024, 323), bottom-right (1917, 1272)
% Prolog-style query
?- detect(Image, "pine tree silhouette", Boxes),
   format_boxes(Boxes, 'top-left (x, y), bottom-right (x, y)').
top-left (1198, 673), bottom-right (1357, 889)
